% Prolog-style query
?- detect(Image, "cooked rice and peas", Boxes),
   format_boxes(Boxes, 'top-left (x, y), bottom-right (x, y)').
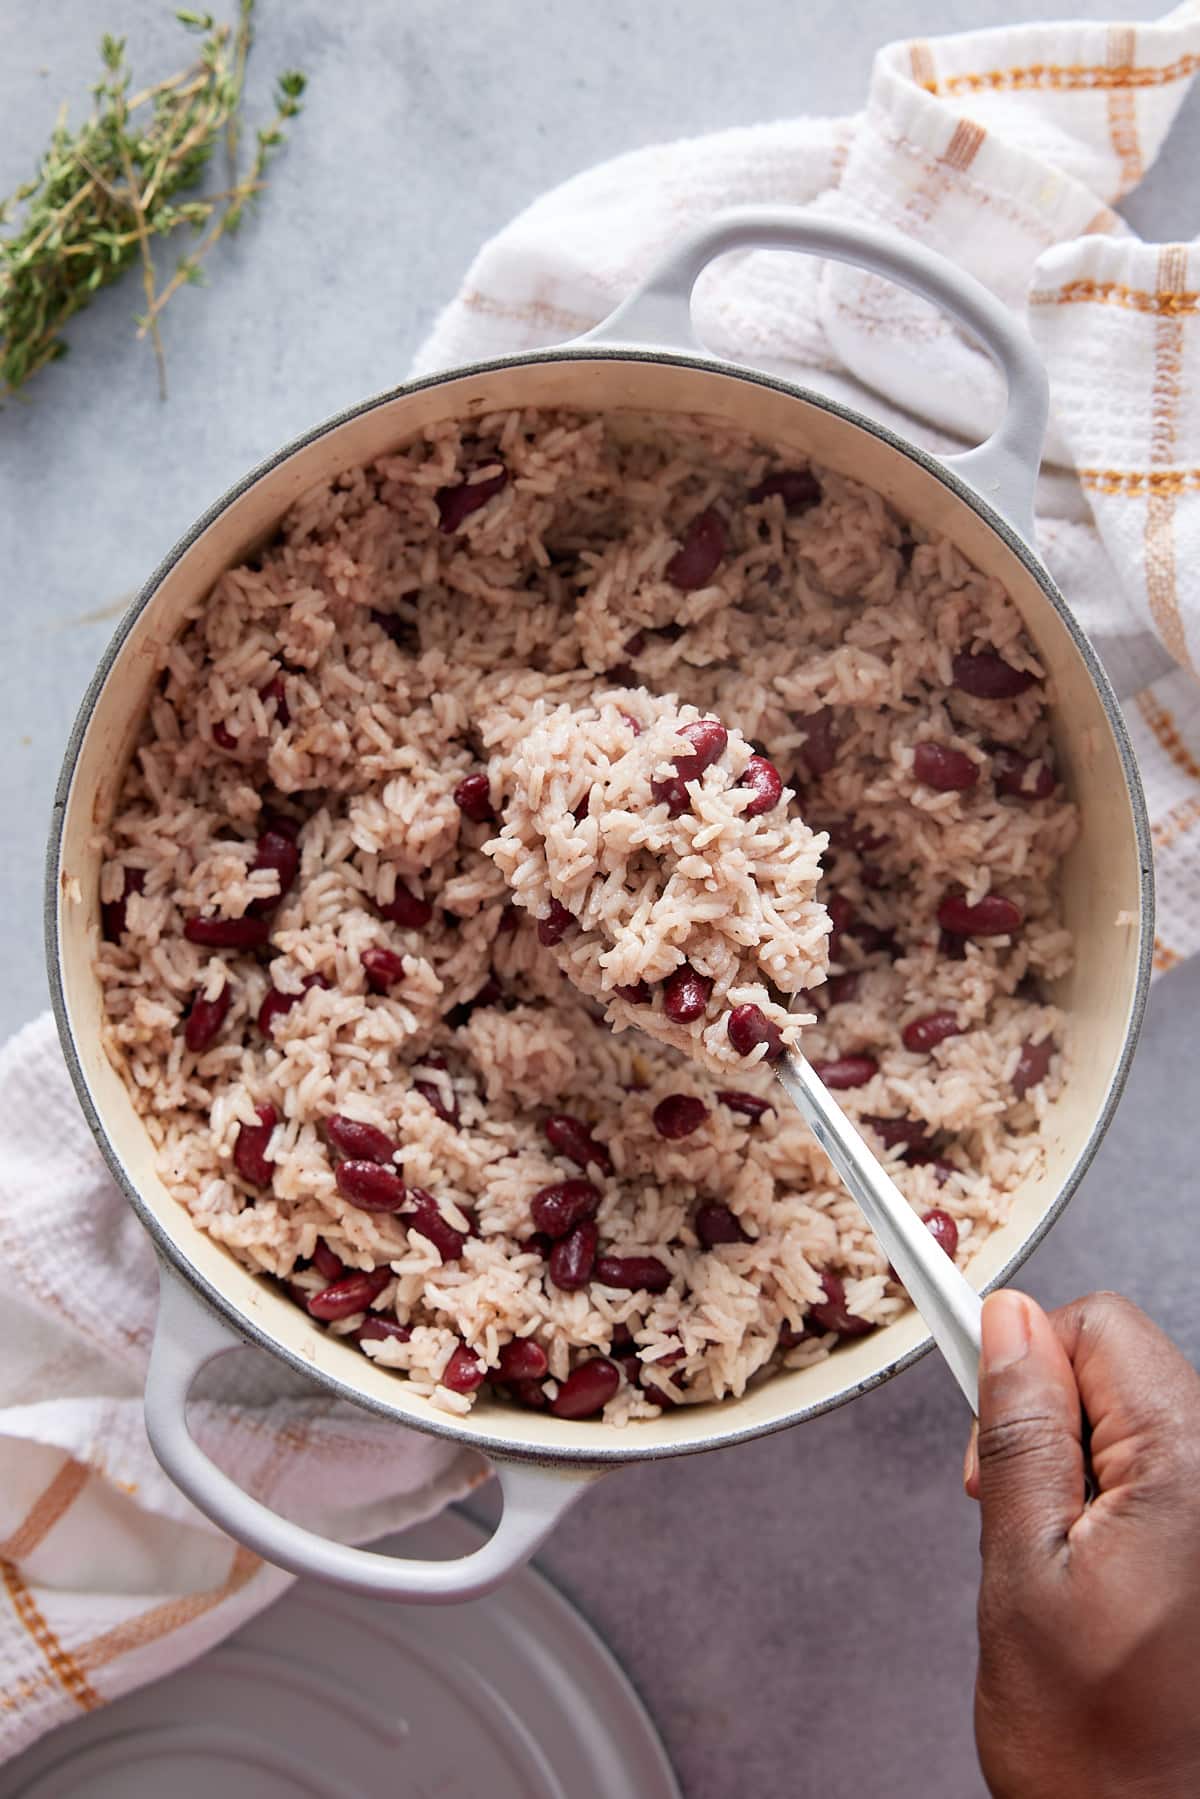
top-left (97, 411), bottom-right (1073, 1423)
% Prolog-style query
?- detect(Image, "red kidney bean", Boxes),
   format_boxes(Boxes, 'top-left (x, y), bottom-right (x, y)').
top-left (380, 884), bottom-right (433, 929)
top-left (1013, 1035), bottom-right (1054, 1097)
top-left (650, 771), bottom-right (690, 817)
top-left (777, 1320), bottom-right (811, 1350)
top-left (673, 719), bottom-right (728, 781)
top-left (372, 607), bottom-right (415, 648)
top-left (454, 771), bottom-right (494, 822)
top-left (614, 981), bottom-right (651, 1006)
top-left (497, 904), bottom-right (520, 936)
top-left (436, 468), bottom-right (508, 533)
top-left (650, 718), bottom-right (728, 814)
top-left (923, 1209), bottom-right (959, 1259)
top-left (812, 1055), bottom-right (878, 1090)
top-left (544, 1113), bottom-right (613, 1174)
top-left (212, 721), bottom-right (239, 751)
top-left (855, 924), bottom-right (901, 960)
top-left (443, 1343), bottom-right (486, 1393)
top-left (864, 1114), bottom-right (930, 1149)
top-left (530, 1178), bottom-right (601, 1238)
top-left (824, 971), bottom-right (861, 1007)
top-left (183, 980), bottom-right (231, 1053)
top-left (952, 650), bottom-right (1036, 699)
top-left (824, 818), bottom-right (887, 855)
top-left (902, 1145), bottom-right (956, 1185)
top-left (312, 1238), bottom-right (345, 1282)
top-left (636, 1365), bottom-right (681, 1407)
top-left (336, 1160), bottom-right (407, 1212)
top-left (247, 831), bottom-right (300, 915)
top-left (666, 508), bottom-right (726, 590)
top-left (258, 972), bottom-right (328, 1034)
top-left (937, 892), bottom-right (1022, 937)
top-left (748, 468), bottom-right (821, 513)
top-left (594, 1254), bottom-right (672, 1294)
top-left (413, 1078), bottom-right (460, 1127)
top-left (307, 1266), bottom-right (391, 1322)
top-left (938, 928), bottom-right (967, 962)
top-left (799, 708), bottom-right (838, 779)
top-left (497, 1339), bottom-right (549, 1381)
top-left (550, 1357), bottom-right (621, 1419)
top-left (510, 1376), bottom-right (549, 1409)
top-left (261, 810), bottom-right (301, 841)
top-left (537, 898), bottom-right (575, 946)
top-left (622, 630), bottom-right (647, 657)
top-left (912, 742), bottom-right (979, 793)
top-left (716, 1090), bottom-right (775, 1123)
top-left (326, 1114), bottom-right (396, 1164)
top-left (661, 966), bottom-right (712, 1024)
top-left (549, 1220), bottom-right (598, 1291)
top-left (696, 1203), bottom-right (749, 1247)
top-left (361, 946), bottom-right (407, 993)
top-left (726, 1003), bottom-right (784, 1061)
top-left (185, 913), bottom-right (271, 949)
top-left (234, 1103), bottom-right (277, 1187)
top-left (651, 1094), bottom-right (708, 1140)
top-left (102, 867), bottom-right (145, 941)
top-left (609, 1322), bottom-right (637, 1355)
top-left (739, 754), bottom-right (784, 816)
top-left (357, 1315), bottom-right (411, 1345)
top-left (993, 747), bottom-right (1056, 800)
top-left (259, 674), bottom-right (290, 728)
top-left (902, 1010), bottom-right (962, 1054)
top-left (826, 893), bottom-right (854, 962)
top-left (400, 1187), bottom-right (466, 1261)
top-left (523, 1231), bottom-right (552, 1259)
top-left (810, 1270), bottom-right (874, 1336)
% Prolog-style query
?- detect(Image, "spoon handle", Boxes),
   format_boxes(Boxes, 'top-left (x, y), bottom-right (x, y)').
top-left (776, 1049), bottom-right (983, 1412)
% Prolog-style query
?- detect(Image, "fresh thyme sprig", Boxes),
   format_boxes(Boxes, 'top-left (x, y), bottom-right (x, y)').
top-left (0, 4), bottom-right (305, 399)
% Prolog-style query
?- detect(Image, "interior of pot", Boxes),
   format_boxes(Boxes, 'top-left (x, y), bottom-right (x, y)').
top-left (51, 353), bottom-right (1151, 1464)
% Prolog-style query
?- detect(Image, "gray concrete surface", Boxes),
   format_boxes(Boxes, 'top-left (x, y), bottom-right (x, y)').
top-left (3, 3), bottom-right (1198, 1795)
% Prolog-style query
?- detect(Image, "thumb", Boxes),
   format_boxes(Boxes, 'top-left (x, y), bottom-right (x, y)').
top-left (975, 1290), bottom-right (1086, 1562)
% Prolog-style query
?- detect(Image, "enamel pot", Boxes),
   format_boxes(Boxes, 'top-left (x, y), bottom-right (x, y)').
top-left (47, 210), bottom-right (1154, 1602)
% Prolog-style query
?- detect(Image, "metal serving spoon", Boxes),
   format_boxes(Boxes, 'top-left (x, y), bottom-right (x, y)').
top-left (775, 1049), bottom-right (983, 1412)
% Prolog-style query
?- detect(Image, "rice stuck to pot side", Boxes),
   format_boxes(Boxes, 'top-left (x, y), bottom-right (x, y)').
top-left (97, 408), bottom-right (1075, 1424)
top-left (485, 694), bottom-right (829, 1072)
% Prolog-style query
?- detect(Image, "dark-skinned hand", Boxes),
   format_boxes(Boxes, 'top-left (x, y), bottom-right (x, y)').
top-left (965, 1289), bottom-right (1200, 1799)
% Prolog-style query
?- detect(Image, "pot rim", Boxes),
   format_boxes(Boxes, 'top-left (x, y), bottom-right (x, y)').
top-left (45, 344), bottom-right (1156, 1468)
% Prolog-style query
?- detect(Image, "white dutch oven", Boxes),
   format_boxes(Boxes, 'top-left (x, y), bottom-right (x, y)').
top-left (47, 211), bottom-right (1154, 1603)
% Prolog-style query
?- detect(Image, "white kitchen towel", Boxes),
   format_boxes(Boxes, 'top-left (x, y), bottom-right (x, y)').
top-left (416, 3), bottom-right (1200, 976)
top-left (5, 2), bottom-right (1200, 1772)
top-left (0, 1013), bottom-right (481, 1764)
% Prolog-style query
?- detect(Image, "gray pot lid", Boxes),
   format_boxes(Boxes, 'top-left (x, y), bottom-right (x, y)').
top-left (0, 1511), bottom-right (680, 1799)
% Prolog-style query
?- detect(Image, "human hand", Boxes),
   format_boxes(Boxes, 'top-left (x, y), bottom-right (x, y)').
top-left (965, 1289), bottom-right (1200, 1799)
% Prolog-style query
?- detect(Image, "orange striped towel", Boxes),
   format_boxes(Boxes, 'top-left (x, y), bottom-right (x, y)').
top-left (417, 3), bottom-right (1200, 974)
top-left (0, 1015), bottom-right (479, 1764)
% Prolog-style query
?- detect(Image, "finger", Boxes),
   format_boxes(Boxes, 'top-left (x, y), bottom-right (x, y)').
top-left (1049, 1292), bottom-right (1200, 1496)
top-left (977, 1290), bottom-right (1086, 1563)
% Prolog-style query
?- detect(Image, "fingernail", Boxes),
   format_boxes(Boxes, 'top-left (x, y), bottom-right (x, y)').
top-left (963, 1422), bottom-right (979, 1493)
top-left (982, 1290), bottom-right (1032, 1373)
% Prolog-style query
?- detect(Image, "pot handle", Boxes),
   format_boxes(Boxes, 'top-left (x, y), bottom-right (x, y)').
top-left (144, 1263), bottom-right (597, 1603)
top-left (581, 206), bottom-right (1048, 544)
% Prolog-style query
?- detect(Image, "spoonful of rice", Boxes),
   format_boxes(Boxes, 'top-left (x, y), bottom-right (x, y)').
top-left (487, 690), bottom-right (983, 1411)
